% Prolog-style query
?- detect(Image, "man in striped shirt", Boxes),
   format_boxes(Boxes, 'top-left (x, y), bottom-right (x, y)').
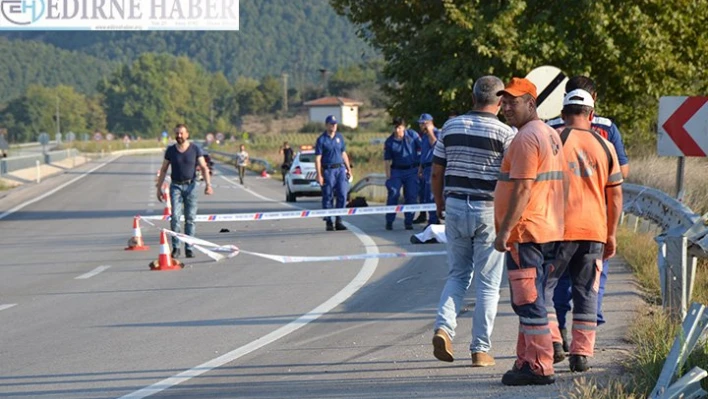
top-left (431, 75), bottom-right (516, 368)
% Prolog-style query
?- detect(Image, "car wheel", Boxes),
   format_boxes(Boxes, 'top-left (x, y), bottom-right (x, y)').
top-left (285, 185), bottom-right (296, 202)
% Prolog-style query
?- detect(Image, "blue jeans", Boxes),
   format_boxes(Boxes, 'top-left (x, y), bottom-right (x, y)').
top-left (434, 198), bottom-right (504, 353)
top-left (170, 181), bottom-right (198, 251)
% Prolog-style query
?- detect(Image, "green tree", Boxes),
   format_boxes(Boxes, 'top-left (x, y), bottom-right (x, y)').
top-left (330, 0), bottom-right (708, 147)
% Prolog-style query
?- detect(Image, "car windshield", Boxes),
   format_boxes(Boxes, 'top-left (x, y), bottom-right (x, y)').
top-left (299, 153), bottom-right (315, 163)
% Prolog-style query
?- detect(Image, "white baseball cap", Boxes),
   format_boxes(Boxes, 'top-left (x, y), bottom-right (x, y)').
top-left (563, 89), bottom-right (595, 108)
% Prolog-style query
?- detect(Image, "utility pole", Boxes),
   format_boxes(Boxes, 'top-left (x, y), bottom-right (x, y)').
top-left (281, 73), bottom-right (289, 114)
top-left (318, 68), bottom-right (329, 96)
top-left (55, 94), bottom-right (61, 136)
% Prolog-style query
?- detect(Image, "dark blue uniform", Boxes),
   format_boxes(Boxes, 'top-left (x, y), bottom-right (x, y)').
top-left (420, 127), bottom-right (440, 224)
top-left (315, 131), bottom-right (348, 225)
top-left (384, 129), bottom-right (421, 227)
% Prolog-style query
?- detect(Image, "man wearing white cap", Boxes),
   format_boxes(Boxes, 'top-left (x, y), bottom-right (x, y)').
top-left (546, 89), bottom-right (623, 372)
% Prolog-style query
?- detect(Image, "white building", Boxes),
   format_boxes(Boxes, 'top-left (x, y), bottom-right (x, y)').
top-left (303, 96), bottom-right (364, 129)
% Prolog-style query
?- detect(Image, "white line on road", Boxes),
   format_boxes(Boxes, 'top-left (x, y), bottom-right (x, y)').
top-left (0, 304), bottom-right (18, 312)
top-left (118, 175), bottom-right (381, 399)
top-left (0, 156), bottom-right (121, 221)
top-left (75, 265), bottom-right (111, 280)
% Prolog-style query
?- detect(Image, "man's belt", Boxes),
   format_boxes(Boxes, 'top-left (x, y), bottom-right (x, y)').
top-left (323, 163), bottom-right (342, 169)
top-left (446, 192), bottom-right (493, 202)
top-left (172, 179), bottom-right (194, 185)
top-left (421, 162), bottom-right (433, 168)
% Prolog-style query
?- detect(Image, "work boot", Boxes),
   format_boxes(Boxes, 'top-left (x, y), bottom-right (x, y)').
top-left (501, 363), bottom-right (555, 386)
top-left (553, 342), bottom-right (566, 364)
top-left (171, 248), bottom-right (180, 259)
top-left (335, 222), bottom-right (347, 231)
top-left (326, 222), bottom-right (334, 231)
top-left (569, 355), bottom-right (590, 372)
top-left (385, 222), bottom-right (393, 231)
top-left (405, 224), bottom-right (414, 230)
top-left (432, 329), bottom-right (454, 362)
top-left (413, 213), bottom-right (427, 224)
top-left (560, 328), bottom-right (570, 353)
top-left (185, 249), bottom-right (194, 258)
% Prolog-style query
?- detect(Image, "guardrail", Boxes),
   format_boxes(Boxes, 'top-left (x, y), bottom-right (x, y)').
top-left (0, 148), bottom-right (80, 175)
top-left (207, 149), bottom-right (275, 174)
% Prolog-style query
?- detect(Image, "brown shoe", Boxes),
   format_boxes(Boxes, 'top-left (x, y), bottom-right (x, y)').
top-left (432, 329), bottom-right (454, 362)
top-left (471, 352), bottom-right (496, 367)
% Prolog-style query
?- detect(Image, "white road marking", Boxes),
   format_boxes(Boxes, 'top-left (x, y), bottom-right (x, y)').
top-left (0, 156), bottom-right (121, 221)
top-left (0, 304), bottom-right (17, 312)
top-left (75, 265), bottom-right (111, 280)
top-left (118, 175), bottom-right (381, 399)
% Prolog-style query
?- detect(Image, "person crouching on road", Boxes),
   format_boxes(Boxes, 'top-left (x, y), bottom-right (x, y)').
top-left (384, 117), bottom-right (421, 230)
top-left (315, 115), bottom-right (353, 232)
top-left (546, 89), bottom-right (623, 373)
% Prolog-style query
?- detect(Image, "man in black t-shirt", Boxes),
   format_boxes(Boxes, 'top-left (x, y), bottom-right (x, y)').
top-left (279, 141), bottom-right (294, 185)
top-left (155, 124), bottom-right (214, 259)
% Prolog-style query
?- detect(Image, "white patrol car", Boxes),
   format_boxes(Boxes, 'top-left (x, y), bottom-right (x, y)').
top-left (285, 148), bottom-right (320, 202)
top-left (284, 146), bottom-right (352, 202)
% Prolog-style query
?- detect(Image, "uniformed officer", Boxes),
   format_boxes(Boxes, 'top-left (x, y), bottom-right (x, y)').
top-left (315, 115), bottom-right (353, 232)
top-left (417, 113), bottom-right (440, 226)
top-left (384, 117), bottom-right (421, 230)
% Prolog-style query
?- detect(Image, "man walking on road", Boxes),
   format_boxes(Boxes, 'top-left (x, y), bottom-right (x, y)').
top-left (235, 144), bottom-right (249, 185)
top-left (156, 124), bottom-right (213, 259)
top-left (280, 141), bottom-right (294, 185)
top-left (493, 78), bottom-right (566, 386)
top-left (431, 76), bottom-right (516, 367)
top-left (547, 89), bottom-right (624, 372)
top-left (315, 115), bottom-right (352, 232)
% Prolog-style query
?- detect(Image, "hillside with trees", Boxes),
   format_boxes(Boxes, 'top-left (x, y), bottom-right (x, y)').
top-left (0, 0), bottom-right (374, 100)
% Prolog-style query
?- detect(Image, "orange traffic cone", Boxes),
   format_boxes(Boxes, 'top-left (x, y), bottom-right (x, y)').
top-left (162, 188), bottom-right (172, 218)
top-left (125, 216), bottom-right (150, 251)
top-left (149, 230), bottom-right (184, 271)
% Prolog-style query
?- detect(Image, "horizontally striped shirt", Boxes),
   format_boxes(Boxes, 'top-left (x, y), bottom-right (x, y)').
top-left (433, 111), bottom-right (516, 200)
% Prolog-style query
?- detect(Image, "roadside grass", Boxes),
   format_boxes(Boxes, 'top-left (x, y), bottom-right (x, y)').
top-left (567, 223), bottom-right (708, 398)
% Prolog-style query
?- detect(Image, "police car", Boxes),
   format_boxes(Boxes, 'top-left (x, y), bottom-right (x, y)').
top-left (285, 147), bottom-right (320, 202)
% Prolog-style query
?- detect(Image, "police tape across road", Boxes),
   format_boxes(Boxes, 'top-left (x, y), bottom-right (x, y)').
top-left (140, 203), bottom-right (438, 222)
top-left (158, 228), bottom-right (446, 264)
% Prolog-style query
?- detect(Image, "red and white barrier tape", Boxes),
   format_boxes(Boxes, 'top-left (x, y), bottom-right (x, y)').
top-left (141, 203), bottom-right (436, 222)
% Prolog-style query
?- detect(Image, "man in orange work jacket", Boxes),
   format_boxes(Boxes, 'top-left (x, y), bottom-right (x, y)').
top-left (493, 77), bottom-right (567, 386)
top-left (546, 89), bottom-right (623, 373)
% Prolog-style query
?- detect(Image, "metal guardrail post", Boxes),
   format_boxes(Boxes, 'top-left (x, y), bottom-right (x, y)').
top-left (650, 302), bottom-right (708, 399)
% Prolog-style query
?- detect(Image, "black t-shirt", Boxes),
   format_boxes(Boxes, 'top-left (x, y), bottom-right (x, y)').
top-left (165, 143), bottom-right (204, 182)
top-left (283, 147), bottom-right (294, 164)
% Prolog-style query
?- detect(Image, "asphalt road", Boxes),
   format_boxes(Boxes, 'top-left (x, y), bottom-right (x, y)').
top-left (0, 154), bottom-right (642, 399)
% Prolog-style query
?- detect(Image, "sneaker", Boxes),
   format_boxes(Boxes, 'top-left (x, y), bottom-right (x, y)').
top-left (185, 249), bottom-right (194, 258)
top-left (326, 222), bottom-right (334, 232)
top-left (501, 363), bottom-right (555, 386)
top-left (560, 328), bottom-right (570, 353)
top-left (405, 224), bottom-right (414, 230)
top-left (385, 223), bottom-right (393, 231)
top-left (171, 248), bottom-right (180, 259)
top-left (432, 329), bottom-right (454, 362)
top-left (569, 354), bottom-right (589, 372)
top-left (471, 352), bottom-right (495, 367)
top-left (553, 342), bottom-right (566, 364)
top-left (334, 222), bottom-right (348, 231)
top-left (412, 213), bottom-right (427, 224)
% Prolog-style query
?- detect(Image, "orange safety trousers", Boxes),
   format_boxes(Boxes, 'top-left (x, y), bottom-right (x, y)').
top-left (506, 242), bottom-right (562, 377)
top-left (545, 241), bottom-right (603, 356)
